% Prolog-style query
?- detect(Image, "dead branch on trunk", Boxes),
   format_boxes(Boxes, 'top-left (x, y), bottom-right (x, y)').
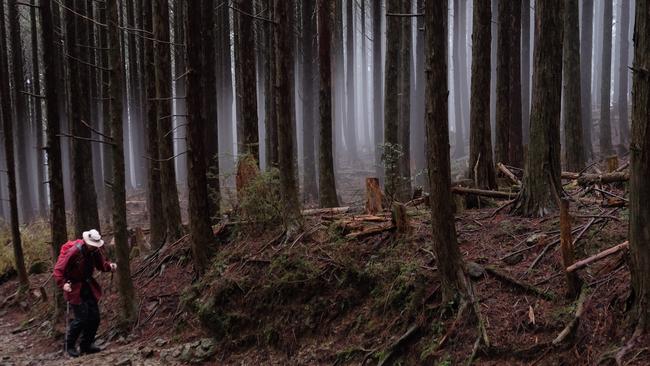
top-left (566, 241), bottom-right (629, 273)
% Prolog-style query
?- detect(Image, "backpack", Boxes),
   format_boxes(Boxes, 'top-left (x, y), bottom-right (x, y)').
top-left (59, 240), bottom-right (83, 258)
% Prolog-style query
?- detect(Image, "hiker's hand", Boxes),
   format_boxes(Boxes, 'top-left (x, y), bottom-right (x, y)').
top-left (63, 283), bottom-right (72, 292)
top-left (110, 263), bottom-right (117, 272)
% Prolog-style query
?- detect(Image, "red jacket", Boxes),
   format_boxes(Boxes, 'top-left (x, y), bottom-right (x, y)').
top-left (53, 240), bottom-right (113, 304)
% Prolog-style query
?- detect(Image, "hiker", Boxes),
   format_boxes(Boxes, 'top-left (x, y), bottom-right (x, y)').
top-left (53, 229), bottom-right (117, 357)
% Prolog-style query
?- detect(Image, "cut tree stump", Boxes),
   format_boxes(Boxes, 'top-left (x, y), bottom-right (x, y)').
top-left (365, 177), bottom-right (383, 214)
top-left (391, 202), bottom-right (410, 234)
top-left (566, 241), bottom-right (629, 273)
top-left (606, 155), bottom-right (619, 172)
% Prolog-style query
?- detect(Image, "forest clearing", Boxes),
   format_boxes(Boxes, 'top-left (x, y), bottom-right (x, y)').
top-left (1, 0), bottom-right (650, 365)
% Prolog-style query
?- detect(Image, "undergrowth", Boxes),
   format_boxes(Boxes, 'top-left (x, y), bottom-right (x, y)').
top-left (0, 219), bottom-right (54, 275)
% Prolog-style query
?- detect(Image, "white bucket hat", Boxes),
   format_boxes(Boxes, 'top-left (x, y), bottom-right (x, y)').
top-left (82, 229), bottom-right (105, 248)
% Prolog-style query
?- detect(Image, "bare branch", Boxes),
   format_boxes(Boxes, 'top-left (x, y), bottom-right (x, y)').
top-left (163, 122), bottom-right (188, 138)
top-left (19, 90), bottom-right (46, 99)
top-left (386, 12), bottom-right (424, 17)
top-left (57, 133), bottom-right (115, 146)
top-left (80, 119), bottom-right (113, 140)
top-left (144, 151), bottom-right (188, 163)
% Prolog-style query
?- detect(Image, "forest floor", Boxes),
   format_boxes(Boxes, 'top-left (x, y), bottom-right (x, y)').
top-left (1, 158), bottom-right (649, 365)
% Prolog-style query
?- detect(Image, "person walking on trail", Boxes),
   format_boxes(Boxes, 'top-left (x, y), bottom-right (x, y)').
top-left (53, 229), bottom-right (117, 358)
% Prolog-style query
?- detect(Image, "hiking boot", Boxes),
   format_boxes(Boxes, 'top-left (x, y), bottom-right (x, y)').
top-left (80, 344), bottom-right (101, 355)
top-left (66, 347), bottom-right (80, 358)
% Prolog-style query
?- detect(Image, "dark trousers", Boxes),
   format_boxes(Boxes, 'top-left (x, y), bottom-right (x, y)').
top-left (67, 297), bottom-right (100, 350)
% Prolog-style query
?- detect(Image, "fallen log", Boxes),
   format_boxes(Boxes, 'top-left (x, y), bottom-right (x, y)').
top-left (576, 172), bottom-right (629, 186)
top-left (345, 223), bottom-right (395, 240)
top-left (451, 186), bottom-right (517, 199)
top-left (497, 162), bottom-right (521, 186)
top-left (566, 241), bottom-right (629, 273)
top-left (301, 206), bottom-right (350, 216)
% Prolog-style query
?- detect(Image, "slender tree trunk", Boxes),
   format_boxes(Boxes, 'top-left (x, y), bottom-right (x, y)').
top-left (424, 0), bottom-right (464, 303)
top-left (618, 0), bottom-right (631, 148)
top-left (508, 2), bottom-right (523, 168)
top-left (275, 0), bottom-right (301, 219)
top-left (581, 0), bottom-right (595, 160)
top-left (30, 0), bottom-right (47, 217)
top-left (143, 0), bottom-right (165, 249)
top-left (172, 0), bottom-right (187, 185)
top-left (236, 0), bottom-right (260, 162)
top-left (452, 0), bottom-right (466, 159)
top-left (512, 0), bottom-right (564, 217)
top-left (265, 0), bottom-right (279, 167)
top-left (41, 0), bottom-right (67, 312)
top-left (563, 0), bottom-right (585, 172)
top-left (107, 0), bottom-right (137, 327)
top-left (202, 0), bottom-right (220, 224)
top-left (495, 0), bottom-right (512, 165)
top-left (600, 0), bottom-right (613, 156)
top-left (185, 0), bottom-right (216, 275)
top-left (398, 0), bottom-right (412, 200)
top-left (469, 0), bottom-right (497, 189)
top-left (372, 0), bottom-right (383, 179)
top-left (0, 0), bottom-right (29, 291)
top-left (100, 3), bottom-right (114, 225)
top-left (8, 0), bottom-right (34, 222)
top-left (302, 0), bottom-right (318, 202)
top-left (629, 0), bottom-right (650, 330)
top-left (318, 0), bottom-right (340, 208)
top-left (384, 0), bottom-right (401, 201)
top-left (345, 0), bottom-right (358, 158)
top-left (412, 0), bottom-right (426, 188)
top-left (154, 0), bottom-right (183, 242)
top-left (126, 0), bottom-right (144, 190)
top-left (490, 0), bottom-right (497, 138)
top-left (521, 0), bottom-right (531, 145)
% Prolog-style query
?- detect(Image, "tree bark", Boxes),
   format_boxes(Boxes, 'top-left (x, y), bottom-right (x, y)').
top-left (562, 0), bottom-right (585, 172)
top-left (100, 3), bottom-right (114, 225)
top-left (345, 0), bottom-right (358, 157)
top-left (495, 0), bottom-right (512, 166)
top-left (153, 0), bottom-right (183, 242)
top-left (0, 0), bottom-right (29, 291)
top-left (581, 0), bottom-right (594, 160)
top-left (468, 0), bottom-right (497, 190)
top-left (302, 0), bottom-right (318, 202)
top-left (185, 0), bottom-right (216, 275)
top-left (452, 0), bottom-right (466, 159)
top-left (265, 0), bottom-right (279, 167)
top-left (107, 0), bottom-right (137, 326)
top-left (318, 0), bottom-right (340, 209)
top-left (521, 0), bottom-right (531, 145)
top-left (372, 0), bottom-right (383, 180)
top-left (629, 0), bottom-right (650, 330)
top-left (275, 0), bottom-right (301, 219)
top-left (30, 0), bottom-right (47, 218)
top-left (398, 0), bottom-right (412, 200)
top-left (600, 0), bottom-right (613, 156)
top-left (201, 0), bottom-right (220, 224)
top-left (424, 0), bottom-right (464, 303)
top-left (508, 2), bottom-right (523, 168)
top-left (617, 0), bottom-right (631, 148)
top-left (512, 0), bottom-right (563, 217)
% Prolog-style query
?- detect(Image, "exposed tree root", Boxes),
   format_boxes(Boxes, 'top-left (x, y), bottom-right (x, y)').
top-left (552, 287), bottom-right (589, 345)
top-left (376, 323), bottom-right (421, 366)
top-left (484, 265), bottom-right (556, 301)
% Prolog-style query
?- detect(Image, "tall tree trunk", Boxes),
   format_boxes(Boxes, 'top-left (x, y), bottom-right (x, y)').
top-left (41, 0), bottom-right (67, 312)
top-left (236, 0), bottom-right (260, 162)
top-left (512, 0), bottom-right (563, 217)
top-left (424, 0), bottom-right (464, 303)
top-left (0, 0), bottom-right (29, 291)
top-left (384, 0), bottom-right (401, 201)
top-left (143, 0), bottom-right (165, 249)
top-left (469, 0), bottom-right (497, 190)
top-left (107, 0), bottom-right (137, 327)
top-left (202, 0), bottom-right (220, 224)
top-left (100, 2), bottom-right (114, 225)
top-left (618, 0), bottom-right (631, 148)
top-left (508, 2), bottom-right (523, 168)
top-left (318, 0), bottom-right (340, 208)
top-left (31, 0), bottom-right (47, 217)
top-left (65, 0), bottom-right (100, 236)
top-left (581, 0), bottom-right (595, 160)
top-left (172, 0), bottom-right (187, 185)
top-left (345, 0), bottom-right (358, 158)
top-left (521, 0), bottom-right (531, 145)
top-left (372, 0), bottom-right (383, 179)
top-left (495, 0), bottom-right (512, 166)
top-left (126, 0), bottom-right (144, 190)
top-left (490, 0), bottom-right (497, 139)
top-left (275, 0), bottom-right (301, 219)
top-left (413, 0), bottom-right (426, 188)
top-left (185, 0), bottom-right (216, 276)
top-left (452, 0), bottom-right (466, 158)
top-left (563, 0), bottom-right (585, 172)
top-left (629, 0), bottom-right (650, 330)
top-left (302, 0), bottom-right (318, 202)
top-left (600, 0), bottom-right (613, 156)
top-left (8, 0), bottom-right (34, 222)
top-left (334, 0), bottom-right (345, 163)
top-left (153, 0), bottom-right (183, 242)
top-left (398, 0), bottom-right (412, 199)
top-left (265, 0), bottom-right (279, 167)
